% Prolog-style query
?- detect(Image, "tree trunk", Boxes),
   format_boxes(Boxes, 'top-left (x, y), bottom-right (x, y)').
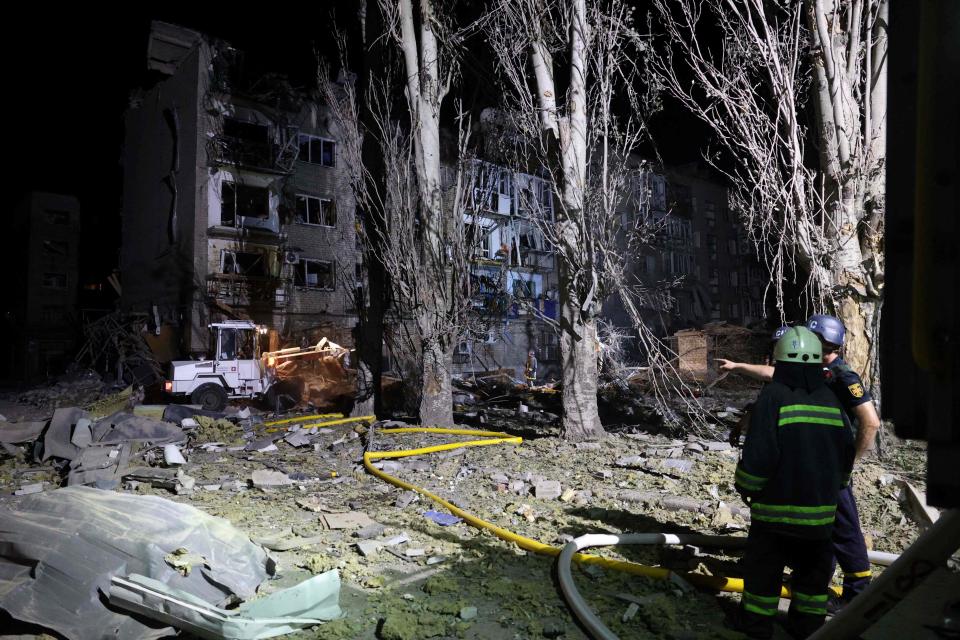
top-left (353, 0), bottom-right (389, 418)
top-left (419, 338), bottom-right (453, 426)
top-left (559, 258), bottom-right (604, 440)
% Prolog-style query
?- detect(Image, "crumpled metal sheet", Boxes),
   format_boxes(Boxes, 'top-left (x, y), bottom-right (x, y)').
top-left (92, 412), bottom-right (186, 446)
top-left (0, 486), bottom-right (272, 640)
top-left (109, 570), bottom-right (341, 639)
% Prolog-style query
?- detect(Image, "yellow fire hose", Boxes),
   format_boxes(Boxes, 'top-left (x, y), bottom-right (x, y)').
top-left (359, 425), bottom-right (802, 596)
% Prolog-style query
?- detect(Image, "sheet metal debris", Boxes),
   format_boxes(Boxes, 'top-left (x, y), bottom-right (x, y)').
top-left (0, 486), bottom-right (272, 640)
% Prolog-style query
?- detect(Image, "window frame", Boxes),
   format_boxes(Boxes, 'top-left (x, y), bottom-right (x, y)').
top-left (296, 258), bottom-right (336, 291)
top-left (295, 194), bottom-right (337, 227)
top-left (297, 134), bottom-right (337, 167)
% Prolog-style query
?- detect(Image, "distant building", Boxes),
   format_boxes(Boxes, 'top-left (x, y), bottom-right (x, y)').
top-left (602, 160), bottom-right (768, 359)
top-left (3, 192), bottom-right (81, 382)
top-left (120, 22), bottom-right (359, 360)
top-left (451, 158), bottom-right (560, 379)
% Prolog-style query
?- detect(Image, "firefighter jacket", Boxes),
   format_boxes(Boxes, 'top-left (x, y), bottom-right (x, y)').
top-left (734, 364), bottom-right (856, 539)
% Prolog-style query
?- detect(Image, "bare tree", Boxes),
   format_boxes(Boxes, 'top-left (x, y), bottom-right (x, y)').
top-left (648, 0), bottom-right (887, 391)
top-left (320, 1), bottom-right (484, 427)
top-left (487, 0), bottom-right (700, 439)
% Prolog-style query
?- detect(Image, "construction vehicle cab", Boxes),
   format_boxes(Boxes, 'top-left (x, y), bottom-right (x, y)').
top-left (164, 321), bottom-right (275, 411)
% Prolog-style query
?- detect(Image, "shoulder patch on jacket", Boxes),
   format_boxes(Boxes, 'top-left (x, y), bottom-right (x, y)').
top-left (848, 383), bottom-right (864, 398)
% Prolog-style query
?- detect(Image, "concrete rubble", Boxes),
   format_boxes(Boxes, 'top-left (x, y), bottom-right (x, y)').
top-left (0, 379), bottom-right (937, 639)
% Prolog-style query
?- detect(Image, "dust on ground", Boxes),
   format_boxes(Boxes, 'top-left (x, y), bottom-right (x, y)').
top-left (0, 390), bottom-right (932, 640)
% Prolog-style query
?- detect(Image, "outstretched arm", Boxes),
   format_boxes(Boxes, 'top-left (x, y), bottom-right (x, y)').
top-left (716, 359), bottom-right (774, 382)
top-left (852, 401), bottom-right (881, 462)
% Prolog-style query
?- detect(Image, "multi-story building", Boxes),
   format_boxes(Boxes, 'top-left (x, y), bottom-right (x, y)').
top-left (120, 22), bottom-right (359, 359)
top-left (450, 159), bottom-right (560, 379)
top-left (603, 160), bottom-right (767, 352)
top-left (2, 192), bottom-right (81, 382)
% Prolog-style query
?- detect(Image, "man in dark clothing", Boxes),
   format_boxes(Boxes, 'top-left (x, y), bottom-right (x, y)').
top-left (731, 327), bottom-right (856, 639)
top-left (805, 314), bottom-right (880, 608)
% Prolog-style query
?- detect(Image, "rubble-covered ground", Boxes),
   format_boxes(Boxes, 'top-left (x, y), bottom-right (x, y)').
top-left (0, 380), bottom-right (935, 640)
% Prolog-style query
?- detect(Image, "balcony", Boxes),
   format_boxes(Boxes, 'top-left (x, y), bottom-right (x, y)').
top-left (206, 273), bottom-right (289, 309)
top-left (208, 134), bottom-right (298, 174)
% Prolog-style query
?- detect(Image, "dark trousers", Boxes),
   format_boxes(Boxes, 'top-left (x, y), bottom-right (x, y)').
top-left (739, 525), bottom-right (834, 639)
top-left (832, 485), bottom-right (872, 598)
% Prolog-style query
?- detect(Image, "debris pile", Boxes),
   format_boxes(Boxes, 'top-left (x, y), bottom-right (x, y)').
top-left (75, 311), bottom-right (164, 385)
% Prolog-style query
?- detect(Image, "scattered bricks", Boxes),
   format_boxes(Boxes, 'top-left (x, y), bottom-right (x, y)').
top-left (616, 455), bottom-right (644, 467)
top-left (559, 488), bottom-right (577, 502)
top-left (395, 491), bottom-right (417, 509)
top-left (594, 469), bottom-right (613, 480)
top-left (662, 496), bottom-right (704, 513)
top-left (404, 548), bottom-right (425, 557)
top-left (508, 480), bottom-right (527, 495)
top-left (622, 603), bottom-right (640, 622)
top-left (251, 469), bottom-right (293, 487)
top-left (534, 480), bottom-right (562, 500)
top-left (353, 523), bottom-right (387, 540)
top-left (459, 606), bottom-right (478, 620)
top-left (356, 540), bottom-right (383, 557)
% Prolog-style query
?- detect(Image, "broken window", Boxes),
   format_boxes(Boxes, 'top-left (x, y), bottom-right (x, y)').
top-left (295, 259), bottom-right (335, 290)
top-left (221, 182), bottom-right (270, 225)
top-left (295, 195), bottom-right (336, 226)
top-left (42, 272), bottom-right (68, 290)
top-left (298, 134), bottom-right (336, 167)
top-left (45, 210), bottom-right (71, 225)
top-left (223, 117), bottom-right (269, 144)
top-left (512, 277), bottom-right (536, 299)
top-left (539, 331), bottom-right (559, 362)
top-left (42, 240), bottom-right (69, 257)
top-left (221, 250), bottom-right (267, 277)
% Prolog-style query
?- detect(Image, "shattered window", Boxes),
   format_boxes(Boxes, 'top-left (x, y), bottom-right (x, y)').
top-left (221, 250), bottom-right (267, 277)
top-left (512, 278), bottom-right (536, 299)
top-left (223, 117), bottom-right (269, 144)
top-left (295, 195), bottom-right (336, 226)
top-left (221, 181), bottom-right (270, 225)
top-left (42, 272), bottom-right (68, 289)
top-left (295, 259), bottom-right (334, 290)
top-left (297, 134), bottom-right (336, 167)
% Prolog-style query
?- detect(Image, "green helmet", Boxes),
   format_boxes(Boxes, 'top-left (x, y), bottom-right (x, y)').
top-left (773, 326), bottom-right (823, 364)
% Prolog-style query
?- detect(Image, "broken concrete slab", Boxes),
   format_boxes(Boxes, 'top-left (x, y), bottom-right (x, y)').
top-left (321, 511), bottom-right (376, 530)
top-left (899, 480), bottom-right (940, 526)
top-left (356, 540), bottom-right (383, 557)
top-left (662, 459), bottom-right (695, 474)
top-left (395, 491), bottom-right (417, 509)
top-left (534, 480), bottom-right (562, 500)
top-left (0, 420), bottom-right (47, 444)
top-left (251, 469), bottom-right (293, 487)
top-left (352, 523), bottom-right (387, 540)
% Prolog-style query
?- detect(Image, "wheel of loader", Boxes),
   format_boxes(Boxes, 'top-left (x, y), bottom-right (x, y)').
top-left (191, 383), bottom-right (228, 412)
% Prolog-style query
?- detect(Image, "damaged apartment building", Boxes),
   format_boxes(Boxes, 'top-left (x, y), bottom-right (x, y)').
top-left (603, 161), bottom-right (768, 352)
top-left (120, 22), bottom-right (359, 359)
top-left (451, 112), bottom-right (560, 379)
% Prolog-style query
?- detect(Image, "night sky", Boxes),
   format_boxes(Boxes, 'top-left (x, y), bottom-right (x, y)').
top-left (8, 5), bottom-right (704, 302)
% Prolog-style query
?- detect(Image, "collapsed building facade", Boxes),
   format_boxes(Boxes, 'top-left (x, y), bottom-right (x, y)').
top-left (120, 22), bottom-right (360, 361)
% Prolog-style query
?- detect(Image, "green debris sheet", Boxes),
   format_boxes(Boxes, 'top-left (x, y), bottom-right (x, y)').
top-left (109, 571), bottom-right (342, 639)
